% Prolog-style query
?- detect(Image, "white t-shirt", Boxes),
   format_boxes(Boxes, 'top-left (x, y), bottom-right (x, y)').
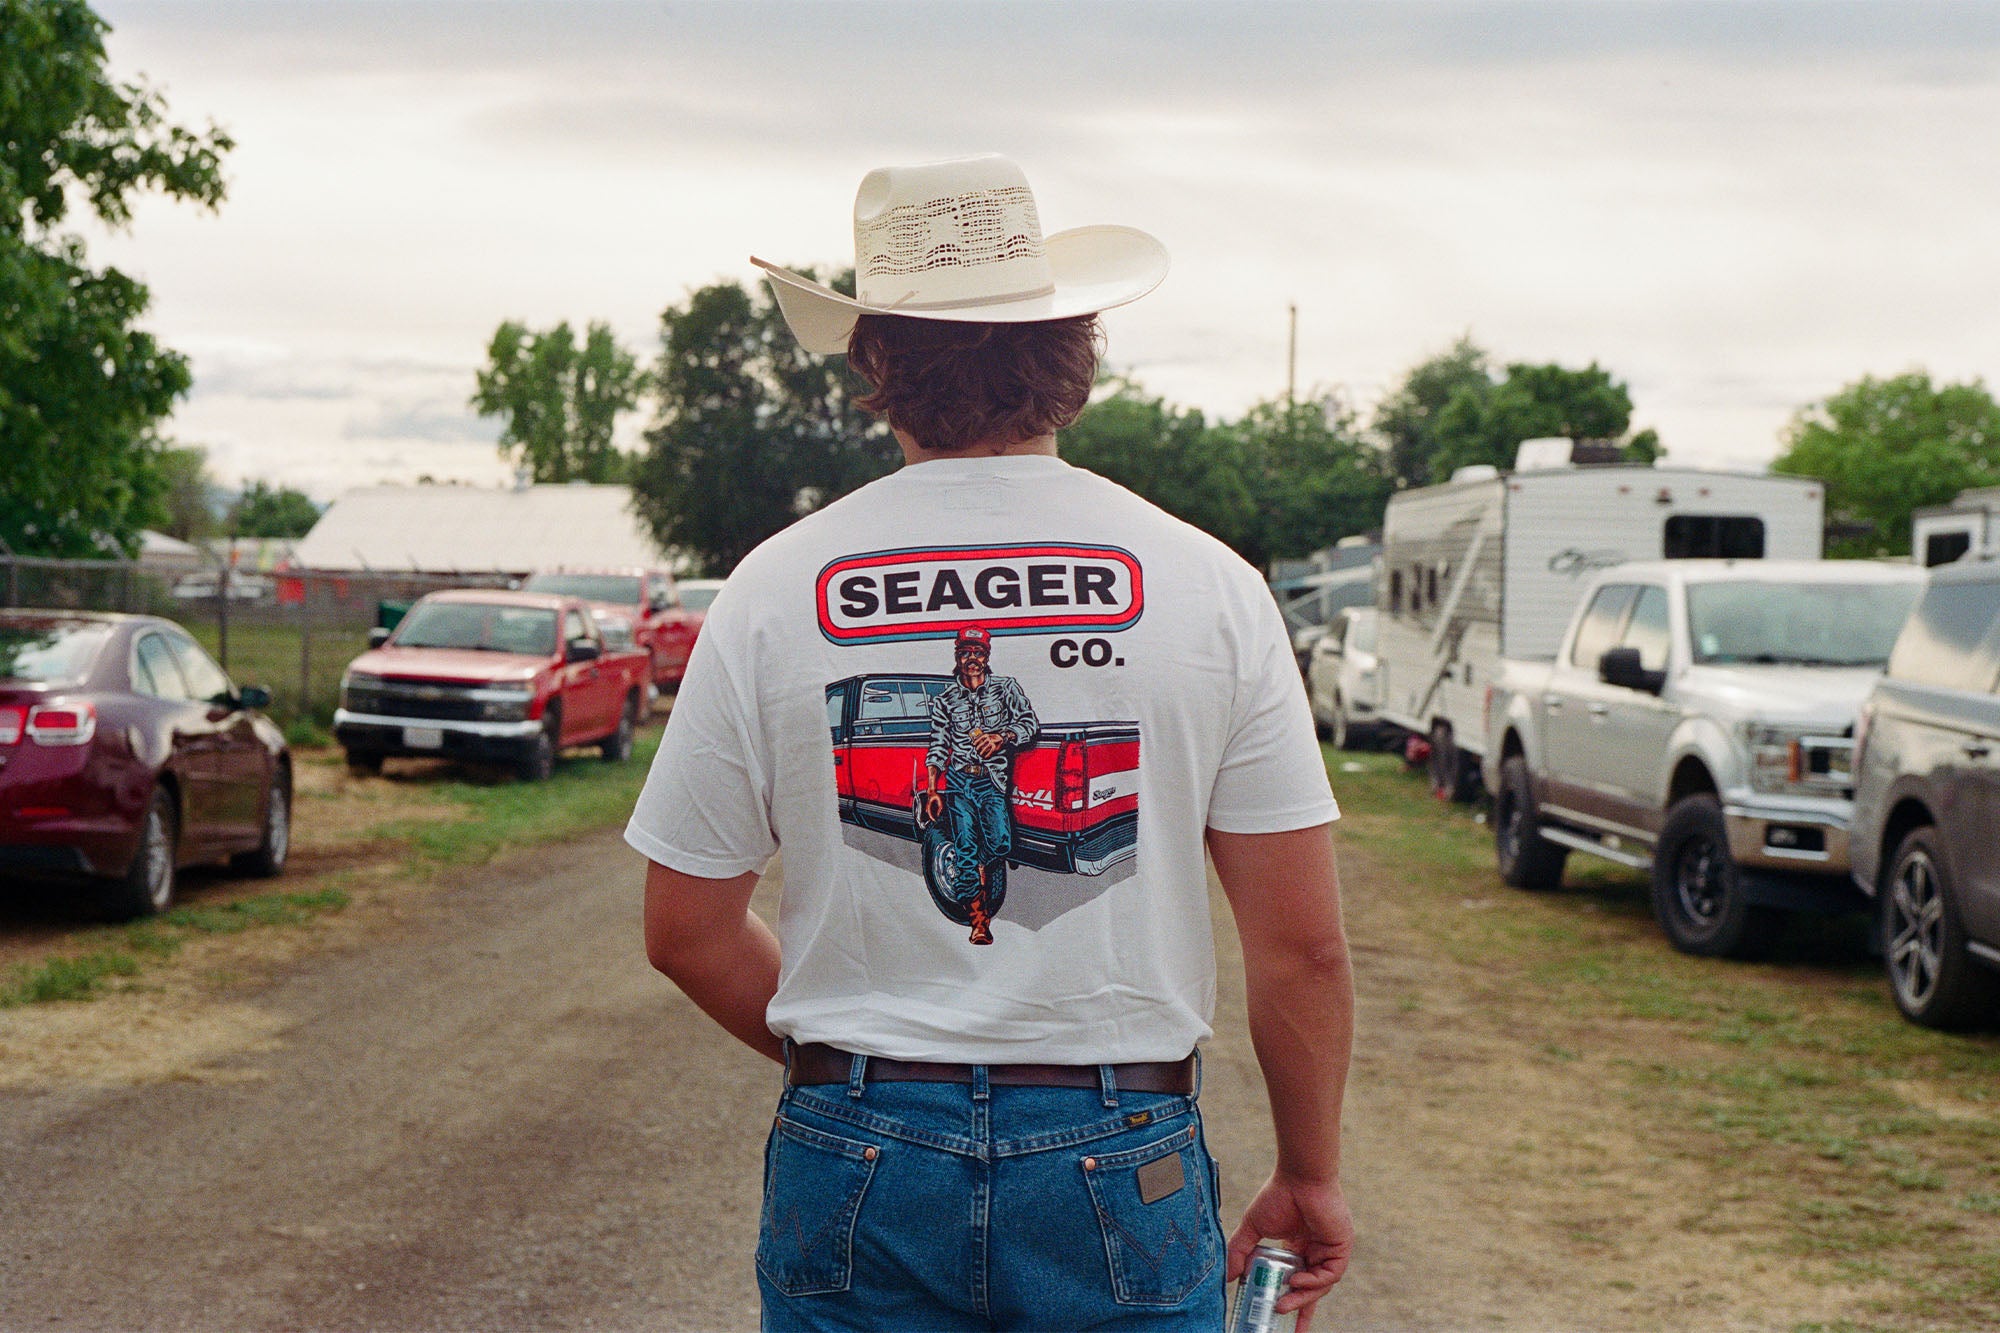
top-left (625, 453), bottom-right (1337, 1063)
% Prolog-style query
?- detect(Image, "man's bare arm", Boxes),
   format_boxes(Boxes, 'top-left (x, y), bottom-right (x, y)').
top-left (1208, 822), bottom-right (1355, 1329)
top-left (643, 859), bottom-right (784, 1063)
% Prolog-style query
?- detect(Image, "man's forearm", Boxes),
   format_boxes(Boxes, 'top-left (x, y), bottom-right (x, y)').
top-left (1210, 824), bottom-right (1354, 1181)
top-left (643, 861), bottom-right (785, 1063)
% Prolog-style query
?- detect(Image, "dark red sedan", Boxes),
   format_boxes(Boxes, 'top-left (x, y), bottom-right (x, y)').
top-left (0, 610), bottom-right (291, 919)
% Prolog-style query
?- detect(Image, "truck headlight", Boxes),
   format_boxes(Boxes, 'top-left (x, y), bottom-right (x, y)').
top-left (1741, 723), bottom-right (1852, 795)
top-left (481, 689), bottom-right (534, 721)
top-left (342, 671), bottom-right (382, 712)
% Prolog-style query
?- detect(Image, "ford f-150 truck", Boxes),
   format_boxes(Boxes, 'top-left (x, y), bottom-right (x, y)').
top-left (825, 672), bottom-right (1139, 915)
top-left (335, 589), bottom-right (648, 781)
top-left (1483, 559), bottom-right (1924, 957)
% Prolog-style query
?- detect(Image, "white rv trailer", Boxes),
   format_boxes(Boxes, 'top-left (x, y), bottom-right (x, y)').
top-left (1374, 444), bottom-right (1825, 798)
top-left (1911, 487), bottom-right (2000, 567)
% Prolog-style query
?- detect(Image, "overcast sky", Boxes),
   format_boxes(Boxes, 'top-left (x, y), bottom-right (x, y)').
top-left (83, 0), bottom-right (2000, 500)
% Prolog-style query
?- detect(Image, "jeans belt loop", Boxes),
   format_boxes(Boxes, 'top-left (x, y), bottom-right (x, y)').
top-left (847, 1051), bottom-right (868, 1100)
top-left (1098, 1063), bottom-right (1119, 1109)
top-left (1192, 1047), bottom-right (1204, 1100)
top-left (971, 1063), bottom-right (990, 1102)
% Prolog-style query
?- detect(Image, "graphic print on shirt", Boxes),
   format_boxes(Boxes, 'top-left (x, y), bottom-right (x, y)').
top-left (820, 543), bottom-right (1142, 946)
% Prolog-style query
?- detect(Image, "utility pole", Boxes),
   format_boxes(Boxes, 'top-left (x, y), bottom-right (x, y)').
top-left (1286, 303), bottom-right (1298, 407)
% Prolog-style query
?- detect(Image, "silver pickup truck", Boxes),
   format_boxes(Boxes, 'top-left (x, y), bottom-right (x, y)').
top-left (1482, 559), bottom-right (1924, 957)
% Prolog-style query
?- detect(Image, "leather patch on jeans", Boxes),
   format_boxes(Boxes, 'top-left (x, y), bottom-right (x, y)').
top-left (1136, 1151), bottom-right (1185, 1204)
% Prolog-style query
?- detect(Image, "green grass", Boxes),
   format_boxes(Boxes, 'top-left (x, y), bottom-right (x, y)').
top-left (1327, 744), bottom-right (2000, 1329)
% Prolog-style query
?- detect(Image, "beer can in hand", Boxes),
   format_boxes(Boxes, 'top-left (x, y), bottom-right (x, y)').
top-left (1228, 1241), bottom-right (1302, 1333)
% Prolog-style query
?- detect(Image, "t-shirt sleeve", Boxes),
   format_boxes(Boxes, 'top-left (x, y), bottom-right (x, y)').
top-left (623, 624), bottom-right (778, 879)
top-left (1205, 589), bottom-right (1340, 834)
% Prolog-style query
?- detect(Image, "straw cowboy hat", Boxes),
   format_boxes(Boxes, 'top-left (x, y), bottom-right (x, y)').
top-left (752, 154), bottom-right (1169, 355)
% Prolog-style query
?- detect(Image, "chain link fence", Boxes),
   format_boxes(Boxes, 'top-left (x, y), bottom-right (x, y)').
top-left (1, 556), bottom-right (511, 729)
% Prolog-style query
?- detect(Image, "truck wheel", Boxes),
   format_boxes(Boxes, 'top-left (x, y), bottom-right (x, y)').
top-left (921, 825), bottom-right (971, 926)
top-left (601, 693), bottom-right (638, 763)
top-left (1495, 756), bottom-right (1567, 890)
top-left (1330, 697), bottom-right (1352, 751)
top-left (102, 788), bottom-right (178, 920)
top-left (1882, 827), bottom-right (1997, 1029)
top-left (1428, 722), bottom-right (1479, 803)
top-left (1652, 795), bottom-right (1782, 958)
top-left (344, 750), bottom-right (383, 777)
top-left (518, 707), bottom-right (560, 782)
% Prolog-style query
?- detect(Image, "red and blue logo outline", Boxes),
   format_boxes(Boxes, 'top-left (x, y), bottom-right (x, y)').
top-left (816, 543), bottom-right (1145, 645)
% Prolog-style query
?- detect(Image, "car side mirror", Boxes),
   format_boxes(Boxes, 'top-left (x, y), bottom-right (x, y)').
top-left (1599, 646), bottom-right (1666, 695)
top-left (566, 639), bottom-right (601, 663)
top-left (368, 627), bottom-right (391, 648)
top-left (238, 684), bottom-right (272, 711)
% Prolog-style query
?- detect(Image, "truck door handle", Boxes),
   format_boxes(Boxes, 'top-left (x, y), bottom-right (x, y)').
top-left (1965, 742), bottom-right (1992, 760)
top-left (1542, 696), bottom-right (1562, 711)
top-left (1587, 703), bottom-right (1609, 718)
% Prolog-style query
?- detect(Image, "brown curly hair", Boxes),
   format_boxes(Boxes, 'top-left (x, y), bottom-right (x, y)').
top-left (846, 314), bottom-right (1102, 452)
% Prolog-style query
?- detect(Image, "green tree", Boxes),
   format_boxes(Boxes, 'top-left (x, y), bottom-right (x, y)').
top-left (1232, 395), bottom-right (1394, 569)
top-left (0, 0), bottom-right (232, 556)
top-left (227, 480), bottom-right (321, 538)
top-left (1062, 381), bottom-right (1256, 554)
top-left (1370, 336), bottom-right (1492, 490)
top-left (1773, 371), bottom-right (2000, 557)
top-left (149, 444), bottom-right (220, 541)
top-left (472, 319), bottom-right (643, 483)
top-left (631, 274), bottom-right (896, 575)
top-left (1429, 360), bottom-right (1640, 482)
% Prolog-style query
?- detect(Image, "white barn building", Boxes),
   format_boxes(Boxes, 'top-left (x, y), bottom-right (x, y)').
top-left (290, 483), bottom-right (670, 574)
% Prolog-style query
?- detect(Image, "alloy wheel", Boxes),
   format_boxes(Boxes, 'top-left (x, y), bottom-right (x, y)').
top-left (1887, 847), bottom-right (1946, 1011)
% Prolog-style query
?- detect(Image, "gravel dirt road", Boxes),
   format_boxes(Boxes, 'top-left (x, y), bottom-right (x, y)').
top-left (0, 816), bottom-right (1863, 1332)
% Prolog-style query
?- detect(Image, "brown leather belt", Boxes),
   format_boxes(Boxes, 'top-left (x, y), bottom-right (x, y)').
top-left (786, 1042), bottom-right (1197, 1096)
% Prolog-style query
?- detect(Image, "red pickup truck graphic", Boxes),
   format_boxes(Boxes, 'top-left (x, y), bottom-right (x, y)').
top-left (826, 672), bottom-right (1139, 906)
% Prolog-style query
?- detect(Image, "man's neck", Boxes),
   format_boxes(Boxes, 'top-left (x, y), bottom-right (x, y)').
top-left (895, 431), bottom-right (1058, 467)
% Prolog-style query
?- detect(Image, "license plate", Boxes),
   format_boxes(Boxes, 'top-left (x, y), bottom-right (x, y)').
top-left (402, 726), bottom-right (444, 749)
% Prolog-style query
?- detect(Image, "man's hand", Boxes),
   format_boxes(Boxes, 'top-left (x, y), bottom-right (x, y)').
top-left (1226, 1173), bottom-right (1354, 1333)
top-left (973, 728), bottom-right (1010, 758)
top-left (919, 790), bottom-right (944, 825)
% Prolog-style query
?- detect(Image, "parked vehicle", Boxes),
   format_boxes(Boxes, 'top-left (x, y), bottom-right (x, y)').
top-left (824, 672), bottom-right (1138, 905)
top-left (592, 608), bottom-right (658, 709)
top-left (1850, 556), bottom-right (2000, 1027)
top-left (0, 610), bottom-right (290, 918)
top-left (1376, 442), bottom-right (1825, 801)
top-left (1910, 486), bottom-right (2000, 568)
top-left (1307, 607), bottom-right (1392, 750)
top-left (676, 578), bottom-right (724, 614)
top-left (1484, 559), bottom-right (1924, 957)
top-left (334, 590), bottom-right (647, 781)
top-left (171, 570), bottom-right (275, 602)
top-left (518, 567), bottom-right (701, 691)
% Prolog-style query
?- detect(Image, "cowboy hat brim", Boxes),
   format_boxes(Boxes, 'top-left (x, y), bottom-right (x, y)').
top-left (751, 224), bottom-right (1169, 355)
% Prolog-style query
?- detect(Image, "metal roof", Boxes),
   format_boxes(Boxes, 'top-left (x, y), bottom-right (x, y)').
top-left (290, 484), bottom-right (668, 573)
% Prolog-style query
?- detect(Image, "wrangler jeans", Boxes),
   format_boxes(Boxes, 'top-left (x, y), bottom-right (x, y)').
top-left (756, 1059), bottom-right (1226, 1331)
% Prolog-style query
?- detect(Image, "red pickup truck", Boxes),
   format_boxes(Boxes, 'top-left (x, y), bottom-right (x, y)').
top-left (825, 672), bottom-right (1139, 914)
top-left (519, 567), bottom-right (703, 692)
top-left (335, 589), bottom-right (648, 780)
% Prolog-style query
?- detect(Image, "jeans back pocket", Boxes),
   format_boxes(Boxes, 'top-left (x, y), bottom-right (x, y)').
top-left (756, 1114), bottom-right (881, 1297)
top-left (1080, 1124), bottom-right (1221, 1307)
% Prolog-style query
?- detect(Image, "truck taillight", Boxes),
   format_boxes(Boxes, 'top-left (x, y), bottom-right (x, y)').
top-left (1054, 739), bottom-right (1088, 812)
top-left (0, 705), bottom-right (23, 745)
top-left (26, 702), bottom-right (97, 746)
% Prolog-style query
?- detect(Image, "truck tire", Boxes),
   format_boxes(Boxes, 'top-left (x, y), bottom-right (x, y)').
top-left (1881, 827), bottom-right (1998, 1029)
top-left (601, 693), bottom-right (638, 763)
top-left (1495, 755), bottom-right (1567, 890)
top-left (1651, 794), bottom-right (1783, 958)
top-left (1428, 722), bottom-right (1480, 803)
top-left (518, 706), bottom-right (560, 782)
top-left (344, 750), bottom-right (383, 777)
top-left (1331, 696), bottom-right (1365, 751)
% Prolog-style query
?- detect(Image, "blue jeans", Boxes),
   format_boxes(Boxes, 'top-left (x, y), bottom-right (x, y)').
top-left (757, 1059), bottom-right (1225, 1331)
top-left (945, 772), bottom-right (1013, 906)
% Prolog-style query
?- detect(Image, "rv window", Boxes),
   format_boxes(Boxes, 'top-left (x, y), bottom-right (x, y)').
top-left (1663, 515), bottom-right (1765, 559)
top-left (1390, 570), bottom-right (1404, 613)
top-left (1426, 566), bottom-right (1440, 606)
top-left (1571, 584), bottom-right (1639, 669)
top-left (1622, 586), bottom-right (1672, 672)
top-left (1924, 531), bottom-right (1973, 567)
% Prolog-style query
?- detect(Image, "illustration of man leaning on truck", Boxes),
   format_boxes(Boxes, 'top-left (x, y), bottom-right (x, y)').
top-left (918, 626), bottom-right (1039, 945)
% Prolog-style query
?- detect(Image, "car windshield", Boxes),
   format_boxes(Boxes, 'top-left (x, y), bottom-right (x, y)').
top-left (393, 602), bottom-right (559, 655)
top-left (679, 583), bottom-right (721, 612)
top-left (520, 572), bottom-right (642, 604)
top-left (1687, 579), bottom-right (1922, 667)
top-left (0, 621), bottom-right (111, 685)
